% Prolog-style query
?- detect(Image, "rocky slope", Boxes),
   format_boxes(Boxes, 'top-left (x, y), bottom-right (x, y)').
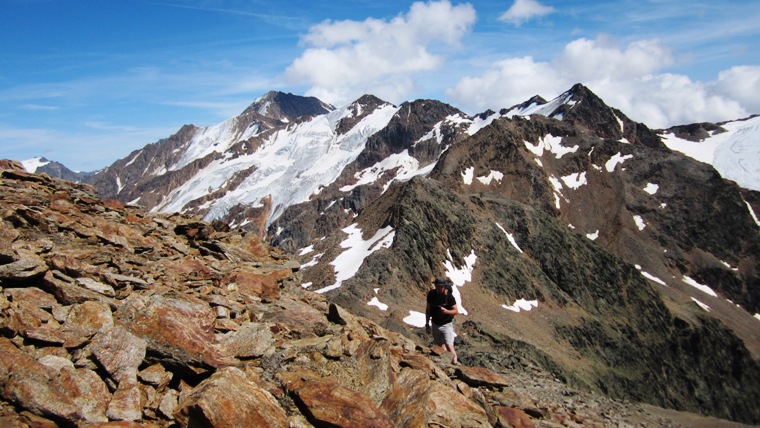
top-left (16, 83), bottom-right (760, 425)
top-left (273, 90), bottom-right (760, 423)
top-left (3, 160), bottom-right (757, 427)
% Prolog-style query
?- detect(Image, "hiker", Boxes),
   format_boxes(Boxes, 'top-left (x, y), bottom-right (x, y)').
top-left (425, 276), bottom-right (459, 365)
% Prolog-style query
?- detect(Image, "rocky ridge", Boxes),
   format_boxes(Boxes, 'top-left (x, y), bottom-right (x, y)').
top-left (277, 90), bottom-right (760, 423)
top-left (1, 160), bottom-right (753, 427)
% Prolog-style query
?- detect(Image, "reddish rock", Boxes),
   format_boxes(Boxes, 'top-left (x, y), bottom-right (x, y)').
top-left (222, 270), bottom-right (281, 302)
top-left (63, 300), bottom-right (114, 337)
top-left (381, 367), bottom-right (490, 428)
top-left (137, 364), bottom-right (173, 390)
top-left (456, 365), bottom-right (511, 388)
top-left (106, 380), bottom-right (142, 422)
top-left (495, 406), bottom-right (535, 428)
top-left (2, 287), bottom-right (58, 310)
top-left (286, 374), bottom-right (394, 428)
top-left (89, 326), bottom-right (147, 383)
top-left (39, 271), bottom-right (116, 308)
top-left (0, 338), bottom-right (81, 423)
top-left (0, 159), bottom-right (25, 171)
top-left (174, 367), bottom-right (289, 428)
top-left (220, 321), bottom-right (274, 359)
top-left (0, 256), bottom-right (48, 281)
top-left (117, 293), bottom-right (234, 368)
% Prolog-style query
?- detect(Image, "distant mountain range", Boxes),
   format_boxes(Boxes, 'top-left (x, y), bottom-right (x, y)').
top-left (19, 84), bottom-right (760, 423)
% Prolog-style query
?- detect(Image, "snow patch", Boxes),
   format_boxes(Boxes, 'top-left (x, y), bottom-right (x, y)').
top-left (745, 200), bottom-right (760, 227)
top-left (643, 183), bottom-right (659, 195)
top-left (691, 297), bottom-right (711, 312)
top-left (502, 299), bottom-right (538, 313)
top-left (476, 170), bottom-right (504, 185)
top-left (636, 266), bottom-right (667, 286)
top-left (615, 114), bottom-right (625, 133)
top-left (404, 311), bottom-right (427, 328)
top-left (466, 112), bottom-right (501, 136)
top-left (124, 152), bottom-right (141, 168)
top-left (605, 152), bottom-right (633, 172)
top-left (561, 172), bottom-right (587, 189)
top-left (442, 249), bottom-right (477, 316)
top-left (341, 149), bottom-right (426, 193)
top-left (496, 223), bottom-right (523, 253)
top-left (506, 90), bottom-right (576, 119)
top-left (315, 224), bottom-right (395, 294)
top-left (300, 253), bottom-right (323, 269)
top-left (683, 276), bottom-right (718, 297)
top-left (633, 215), bottom-right (646, 231)
top-left (368, 297), bottom-right (388, 311)
top-left (548, 175), bottom-right (565, 209)
top-left (525, 134), bottom-right (578, 159)
top-left (462, 166), bottom-right (474, 185)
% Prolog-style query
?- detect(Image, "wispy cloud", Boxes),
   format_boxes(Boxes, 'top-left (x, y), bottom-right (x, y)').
top-left (157, 1), bottom-right (309, 31)
top-left (21, 104), bottom-right (59, 111)
top-left (500, 0), bottom-right (555, 26)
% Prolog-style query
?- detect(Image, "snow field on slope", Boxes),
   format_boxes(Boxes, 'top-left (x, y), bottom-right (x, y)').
top-left (661, 115), bottom-right (760, 192)
top-left (156, 103), bottom-right (400, 223)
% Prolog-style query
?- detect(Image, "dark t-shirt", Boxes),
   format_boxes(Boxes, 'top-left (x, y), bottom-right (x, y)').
top-left (427, 289), bottom-right (456, 325)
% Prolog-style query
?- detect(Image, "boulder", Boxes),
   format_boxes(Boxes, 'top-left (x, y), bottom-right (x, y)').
top-left (174, 367), bottom-right (289, 428)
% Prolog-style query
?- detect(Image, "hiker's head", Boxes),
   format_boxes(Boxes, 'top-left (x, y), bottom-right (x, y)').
top-left (433, 277), bottom-right (450, 293)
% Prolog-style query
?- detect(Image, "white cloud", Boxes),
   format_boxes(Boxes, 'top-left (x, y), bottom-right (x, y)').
top-left (500, 0), bottom-right (555, 26)
top-left (711, 66), bottom-right (760, 115)
top-left (446, 35), bottom-right (758, 128)
top-left (285, 0), bottom-right (476, 106)
top-left (558, 36), bottom-right (672, 81)
top-left (447, 56), bottom-right (564, 112)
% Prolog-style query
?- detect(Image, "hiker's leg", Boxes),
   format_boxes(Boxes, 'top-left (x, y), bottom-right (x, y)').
top-left (440, 323), bottom-right (458, 365)
top-left (431, 323), bottom-right (444, 345)
top-left (445, 343), bottom-right (458, 365)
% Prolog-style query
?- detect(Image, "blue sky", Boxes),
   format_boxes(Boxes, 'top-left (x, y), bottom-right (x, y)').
top-left (1, 0), bottom-right (758, 171)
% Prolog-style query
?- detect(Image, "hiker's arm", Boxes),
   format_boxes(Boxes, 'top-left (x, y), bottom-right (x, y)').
top-left (440, 303), bottom-right (458, 316)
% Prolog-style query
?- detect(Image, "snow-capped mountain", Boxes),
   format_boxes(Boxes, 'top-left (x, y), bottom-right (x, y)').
top-left (21, 84), bottom-right (760, 424)
top-left (21, 157), bottom-right (94, 183)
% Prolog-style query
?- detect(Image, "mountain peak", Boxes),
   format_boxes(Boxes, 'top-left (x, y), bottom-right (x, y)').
top-left (351, 94), bottom-right (392, 109)
top-left (242, 91), bottom-right (334, 122)
top-left (503, 95), bottom-right (548, 115)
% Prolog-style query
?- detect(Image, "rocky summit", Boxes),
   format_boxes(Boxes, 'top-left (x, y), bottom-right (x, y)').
top-left (2, 160), bottom-right (756, 428)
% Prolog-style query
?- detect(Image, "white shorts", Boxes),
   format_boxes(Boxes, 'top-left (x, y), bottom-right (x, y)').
top-left (432, 322), bottom-right (455, 345)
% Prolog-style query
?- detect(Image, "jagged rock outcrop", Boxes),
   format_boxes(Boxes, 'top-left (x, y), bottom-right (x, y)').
top-left (241, 90), bottom-right (334, 122)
